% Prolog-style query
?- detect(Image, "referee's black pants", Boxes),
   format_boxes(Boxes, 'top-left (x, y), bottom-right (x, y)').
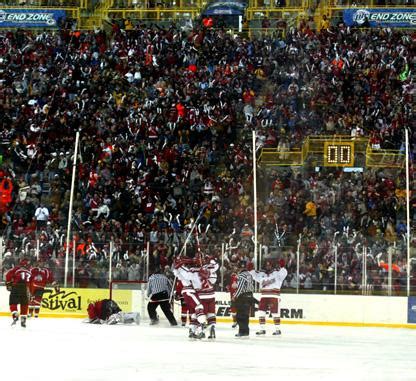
top-left (147, 291), bottom-right (177, 326)
top-left (235, 293), bottom-right (253, 336)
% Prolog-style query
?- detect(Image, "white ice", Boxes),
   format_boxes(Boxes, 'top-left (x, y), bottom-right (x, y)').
top-left (2, 317), bottom-right (416, 381)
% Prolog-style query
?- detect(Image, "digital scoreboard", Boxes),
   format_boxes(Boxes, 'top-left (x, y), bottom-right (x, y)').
top-left (323, 142), bottom-right (355, 167)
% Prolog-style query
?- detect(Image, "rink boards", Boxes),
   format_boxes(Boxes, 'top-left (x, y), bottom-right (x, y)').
top-left (0, 287), bottom-right (415, 328)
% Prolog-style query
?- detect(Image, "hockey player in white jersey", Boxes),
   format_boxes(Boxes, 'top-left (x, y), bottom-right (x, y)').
top-left (173, 257), bottom-right (207, 339)
top-left (250, 258), bottom-right (287, 335)
top-left (198, 255), bottom-right (219, 339)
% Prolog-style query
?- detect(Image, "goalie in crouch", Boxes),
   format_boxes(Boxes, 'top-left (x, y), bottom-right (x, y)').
top-left (87, 299), bottom-right (140, 325)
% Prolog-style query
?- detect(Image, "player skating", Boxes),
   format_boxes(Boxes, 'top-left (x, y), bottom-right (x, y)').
top-left (5, 257), bottom-right (32, 328)
top-left (173, 256), bottom-right (207, 339)
top-left (197, 255), bottom-right (219, 339)
top-left (29, 259), bottom-right (60, 318)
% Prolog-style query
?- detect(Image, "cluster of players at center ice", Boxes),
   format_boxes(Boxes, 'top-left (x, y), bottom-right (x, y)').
top-left (172, 254), bottom-right (288, 339)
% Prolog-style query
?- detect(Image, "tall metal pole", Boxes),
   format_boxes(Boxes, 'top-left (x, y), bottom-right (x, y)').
top-left (388, 246), bottom-right (392, 297)
top-left (405, 128), bottom-right (411, 296)
top-left (109, 240), bottom-right (114, 285)
top-left (334, 240), bottom-right (338, 295)
top-left (64, 131), bottom-right (80, 288)
top-left (221, 243), bottom-right (225, 291)
top-left (296, 234), bottom-right (302, 294)
top-left (333, 232), bottom-right (339, 295)
top-left (146, 241), bottom-right (150, 281)
top-left (0, 237), bottom-right (3, 282)
top-left (252, 130), bottom-right (258, 269)
top-left (72, 238), bottom-right (76, 288)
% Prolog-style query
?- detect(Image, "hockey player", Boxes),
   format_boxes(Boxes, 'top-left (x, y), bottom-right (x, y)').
top-left (250, 258), bottom-right (287, 336)
top-left (29, 259), bottom-right (59, 318)
top-left (227, 267), bottom-right (239, 328)
top-left (173, 257), bottom-right (207, 339)
top-left (5, 258), bottom-right (32, 327)
top-left (198, 255), bottom-right (219, 339)
top-left (87, 299), bottom-right (140, 325)
top-left (175, 279), bottom-right (190, 327)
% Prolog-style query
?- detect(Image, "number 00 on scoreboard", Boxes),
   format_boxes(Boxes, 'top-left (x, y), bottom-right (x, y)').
top-left (323, 142), bottom-right (355, 167)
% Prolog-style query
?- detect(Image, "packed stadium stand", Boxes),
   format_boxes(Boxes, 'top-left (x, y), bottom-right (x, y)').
top-left (0, 0), bottom-right (414, 297)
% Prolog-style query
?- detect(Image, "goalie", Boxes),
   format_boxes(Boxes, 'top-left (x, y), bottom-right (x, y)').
top-left (87, 299), bottom-right (140, 325)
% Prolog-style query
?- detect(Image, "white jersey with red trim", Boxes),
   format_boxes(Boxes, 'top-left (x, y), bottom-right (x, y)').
top-left (249, 268), bottom-right (287, 297)
top-left (198, 260), bottom-right (219, 300)
top-left (173, 266), bottom-right (201, 293)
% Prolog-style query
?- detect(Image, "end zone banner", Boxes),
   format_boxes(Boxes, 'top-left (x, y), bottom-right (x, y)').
top-left (343, 8), bottom-right (416, 28)
top-left (0, 9), bottom-right (66, 28)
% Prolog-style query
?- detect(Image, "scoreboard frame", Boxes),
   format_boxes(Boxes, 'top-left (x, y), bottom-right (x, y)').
top-left (323, 142), bottom-right (355, 167)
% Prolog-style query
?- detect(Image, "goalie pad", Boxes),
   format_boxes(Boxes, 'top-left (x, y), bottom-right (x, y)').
top-left (107, 312), bottom-right (140, 325)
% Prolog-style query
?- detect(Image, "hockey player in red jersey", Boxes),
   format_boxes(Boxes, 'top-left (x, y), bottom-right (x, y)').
top-left (228, 268), bottom-right (239, 328)
top-left (29, 260), bottom-right (59, 318)
top-left (87, 299), bottom-right (140, 325)
top-left (5, 258), bottom-right (32, 327)
top-left (175, 279), bottom-right (190, 327)
top-left (249, 258), bottom-right (287, 335)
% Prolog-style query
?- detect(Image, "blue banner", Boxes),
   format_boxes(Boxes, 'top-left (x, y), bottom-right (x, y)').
top-left (343, 8), bottom-right (416, 28)
top-left (408, 297), bottom-right (416, 324)
top-left (0, 9), bottom-right (66, 28)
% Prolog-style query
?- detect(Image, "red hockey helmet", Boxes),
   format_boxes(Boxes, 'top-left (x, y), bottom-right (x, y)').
top-left (278, 258), bottom-right (286, 268)
top-left (19, 257), bottom-right (30, 267)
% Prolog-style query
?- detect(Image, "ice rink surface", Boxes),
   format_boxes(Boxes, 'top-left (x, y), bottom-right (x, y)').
top-left (2, 317), bottom-right (416, 381)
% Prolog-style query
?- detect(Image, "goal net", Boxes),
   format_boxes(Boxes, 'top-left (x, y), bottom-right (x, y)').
top-left (109, 280), bottom-right (181, 324)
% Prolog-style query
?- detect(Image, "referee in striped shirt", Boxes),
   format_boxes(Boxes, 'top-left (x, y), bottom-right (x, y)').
top-left (232, 263), bottom-right (254, 337)
top-left (147, 268), bottom-right (178, 326)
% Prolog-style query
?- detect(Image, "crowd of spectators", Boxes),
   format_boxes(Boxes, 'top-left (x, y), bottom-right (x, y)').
top-left (0, 19), bottom-right (415, 294)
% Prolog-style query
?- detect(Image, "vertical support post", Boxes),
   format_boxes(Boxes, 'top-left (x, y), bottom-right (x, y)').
top-left (296, 234), bottom-right (302, 294)
top-left (72, 238), bottom-right (76, 288)
top-left (405, 127), bottom-right (411, 296)
top-left (64, 131), bottom-right (80, 288)
top-left (109, 240), bottom-right (114, 285)
top-left (0, 237), bottom-right (3, 282)
top-left (36, 239), bottom-right (40, 260)
top-left (221, 243), bottom-right (225, 291)
top-left (252, 130), bottom-right (258, 271)
top-left (334, 241), bottom-right (338, 295)
top-left (388, 247), bottom-right (393, 296)
top-left (146, 241), bottom-right (150, 281)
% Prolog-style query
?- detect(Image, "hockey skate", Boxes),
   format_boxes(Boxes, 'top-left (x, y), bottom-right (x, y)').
top-left (256, 330), bottom-right (266, 335)
top-left (11, 314), bottom-right (18, 327)
top-left (107, 312), bottom-right (122, 325)
top-left (235, 332), bottom-right (249, 338)
top-left (195, 326), bottom-right (205, 339)
top-left (208, 325), bottom-right (216, 339)
top-left (21, 316), bottom-right (27, 328)
top-left (188, 328), bottom-right (197, 339)
top-left (272, 329), bottom-right (282, 336)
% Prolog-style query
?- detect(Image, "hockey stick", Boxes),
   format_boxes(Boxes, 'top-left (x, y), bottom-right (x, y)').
top-left (169, 206), bottom-right (207, 303)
